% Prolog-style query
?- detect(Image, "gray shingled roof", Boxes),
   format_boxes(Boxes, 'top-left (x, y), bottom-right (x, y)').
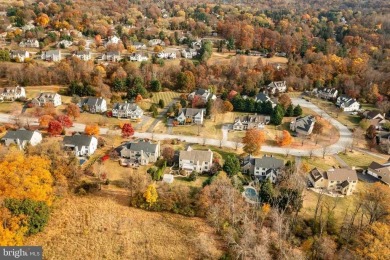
top-left (2, 129), bottom-right (37, 141)
top-left (80, 97), bottom-right (105, 107)
top-left (326, 168), bottom-right (357, 182)
top-left (112, 102), bottom-right (140, 111)
top-left (121, 140), bottom-right (158, 153)
top-left (255, 93), bottom-right (270, 102)
top-left (309, 168), bottom-right (323, 181)
top-left (178, 108), bottom-right (204, 117)
top-left (254, 155), bottom-right (284, 169)
top-left (179, 148), bottom-right (212, 162)
top-left (63, 134), bottom-right (94, 150)
top-left (294, 115), bottom-right (316, 132)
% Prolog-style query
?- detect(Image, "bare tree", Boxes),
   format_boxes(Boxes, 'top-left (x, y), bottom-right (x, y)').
top-left (321, 145), bottom-right (328, 159)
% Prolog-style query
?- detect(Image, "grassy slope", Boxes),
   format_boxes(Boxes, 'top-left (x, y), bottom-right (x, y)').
top-left (25, 196), bottom-right (224, 260)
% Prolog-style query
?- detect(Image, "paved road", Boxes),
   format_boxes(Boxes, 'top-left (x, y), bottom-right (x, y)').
top-left (0, 97), bottom-right (353, 157)
top-left (333, 154), bottom-right (349, 168)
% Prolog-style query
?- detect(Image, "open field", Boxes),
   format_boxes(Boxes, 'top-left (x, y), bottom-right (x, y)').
top-left (337, 150), bottom-right (387, 169)
top-left (207, 52), bottom-right (288, 66)
top-left (173, 176), bottom-right (209, 188)
top-left (140, 91), bottom-right (181, 110)
top-left (302, 155), bottom-right (340, 171)
top-left (25, 196), bottom-right (223, 260)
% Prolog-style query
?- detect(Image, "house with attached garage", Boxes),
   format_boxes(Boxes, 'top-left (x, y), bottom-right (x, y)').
top-left (176, 108), bottom-right (205, 125)
top-left (254, 92), bottom-right (276, 107)
top-left (232, 114), bottom-right (270, 130)
top-left (317, 88), bottom-right (338, 100)
top-left (111, 102), bottom-right (143, 120)
top-left (290, 115), bottom-right (316, 135)
top-left (0, 86), bottom-right (26, 101)
top-left (267, 81), bottom-right (287, 94)
top-left (119, 139), bottom-right (160, 165)
top-left (308, 168), bottom-right (358, 196)
top-left (132, 42), bottom-right (146, 49)
top-left (31, 92), bottom-right (62, 107)
top-left (241, 155), bottom-right (284, 183)
top-left (188, 88), bottom-right (216, 103)
top-left (179, 146), bottom-right (213, 173)
top-left (102, 51), bottom-right (121, 62)
top-left (336, 95), bottom-right (360, 112)
top-left (19, 39), bottom-right (39, 48)
top-left (181, 48), bottom-right (198, 59)
top-left (129, 53), bottom-right (148, 62)
top-left (157, 52), bottom-right (176, 59)
top-left (1, 129), bottom-right (42, 149)
top-left (74, 50), bottom-right (91, 61)
top-left (366, 161), bottom-right (390, 186)
top-left (10, 50), bottom-right (30, 62)
top-left (63, 134), bottom-right (98, 156)
top-left (41, 50), bottom-right (61, 62)
top-left (362, 110), bottom-right (386, 129)
top-left (79, 97), bottom-right (107, 113)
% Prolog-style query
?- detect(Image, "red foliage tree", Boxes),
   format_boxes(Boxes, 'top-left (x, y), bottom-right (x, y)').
top-left (56, 115), bottom-right (73, 128)
top-left (121, 123), bottom-right (134, 138)
top-left (48, 120), bottom-right (63, 136)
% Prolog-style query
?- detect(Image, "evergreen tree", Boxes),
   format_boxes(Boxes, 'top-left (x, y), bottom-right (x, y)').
top-left (158, 99), bottom-right (165, 108)
top-left (206, 99), bottom-right (213, 116)
top-left (259, 179), bottom-right (274, 204)
top-left (293, 104), bottom-right (303, 116)
top-left (223, 155), bottom-right (241, 176)
top-left (271, 104), bottom-right (284, 125)
top-left (263, 101), bottom-right (274, 115)
top-left (150, 79), bottom-right (162, 92)
top-left (286, 104), bottom-right (294, 117)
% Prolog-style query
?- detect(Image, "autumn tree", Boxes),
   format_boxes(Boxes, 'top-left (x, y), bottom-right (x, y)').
top-left (366, 125), bottom-right (377, 139)
top-left (39, 115), bottom-right (54, 128)
top-left (56, 115), bottom-right (73, 128)
top-left (162, 147), bottom-right (175, 165)
top-left (359, 119), bottom-right (370, 130)
top-left (360, 182), bottom-right (390, 225)
top-left (85, 124), bottom-right (100, 136)
top-left (121, 123), bottom-right (134, 138)
top-left (277, 130), bottom-right (293, 146)
top-left (36, 13), bottom-right (49, 27)
top-left (66, 103), bottom-right (80, 119)
top-left (278, 94), bottom-right (292, 110)
top-left (144, 184), bottom-right (158, 205)
top-left (242, 129), bottom-right (266, 155)
top-left (154, 45), bottom-right (163, 53)
top-left (312, 120), bottom-right (325, 135)
top-left (223, 100), bottom-right (233, 113)
top-left (354, 222), bottom-right (390, 259)
top-left (47, 120), bottom-right (63, 136)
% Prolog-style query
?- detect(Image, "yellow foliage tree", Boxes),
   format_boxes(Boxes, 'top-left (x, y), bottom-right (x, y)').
top-left (355, 222), bottom-right (390, 259)
top-left (0, 149), bottom-right (53, 205)
top-left (84, 124), bottom-right (100, 136)
top-left (36, 13), bottom-right (50, 27)
top-left (154, 45), bottom-right (164, 53)
top-left (0, 207), bottom-right (28, 246)
top-left (127, 45), bottom-right (136, 53)
top-left (143, 184), bottom-right (158, 205)
top-left (277, 130), bottom-right (293, 146)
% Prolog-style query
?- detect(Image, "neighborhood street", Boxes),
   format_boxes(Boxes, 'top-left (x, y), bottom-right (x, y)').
top-left (0, 97), bottom-right (353, 157)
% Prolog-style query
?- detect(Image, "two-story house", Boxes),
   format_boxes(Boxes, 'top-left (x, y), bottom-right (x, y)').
top-left (132, 42), bottom-right (147, 49)
top-left (157, 52), bottom-right (176, 59)
top-left (41, 50), bottom-right (61, 62)
top-left (79, 97), bottom-right (107, 113)
top-left (1, 129), bottom-right (42, 149)
top-left (232, 114), bottom-right (270, 130)
top-left (317, 88), bottom-right (338, 100)
top-left (57, 40), bottom-right (73, 48)
top-left (31, 92), bottom-right (62, 107)
top-left (254, 92), bottom-right (276, 107)
top-left (179, 146), bottom-right (213, 173)
top-left (119, 139), bottom-right (160, 165)
top-left (105, 35), bottom-right (121, 46)
top-left (102, 51), bottom-right (121, 62)
top-left (148, 39), bottom-right (165, 46)
top-left (0, 86), bottom-right (26, 101)
top-left (129, 53), bottom-right (148, 62)
top-left (181, 49), bottom-right (198, 59)
top-left (362, 110), bottom-right (386, 129)
top-left (336, 95), bottom-right (360, 112)
top-left (188, 88), bottom-right (216, 103)
top-left (308, 168), bottom-right (358, 196)
top-left (112, 102), bottom-right (143, 120)
top-left (267, 81), bottom-right (287, 94)
top-left (10, 50), bottom-right (29, 62)
top-left (241, 155), bottom-right (284, 183)
top-left (176, 108), bottom-right (205, 125)
top-left (63, 134), bottom-right (98, 156)
top-left (74, 51), bottom-right (91, 61)
top-left (290, 115), bottom-right (316, 135)
top-left (19, 39), bottom-right (39, 48)
top-left (366, 161), bottom-right (390, 186)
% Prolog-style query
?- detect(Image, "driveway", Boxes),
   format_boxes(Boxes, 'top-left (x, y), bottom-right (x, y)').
top-left (147, 100), bottom-right (176, 132)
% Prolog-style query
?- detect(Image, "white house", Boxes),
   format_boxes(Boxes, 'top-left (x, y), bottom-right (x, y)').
top-left (129, 53), bottom-right (148, 62)
top-left (102, 51), bottom-right (121, 62)
top-left (336, 95), bottom-right (360, 112)
top-left (57, 40), bottom-right (73, 48)
top-left (317, 88), bottom-right (338, 100)
top-left (188, 88), bottom-right (216, 103)
top-left (267, 81), bottom-right (287, 94)
top-left (74, 50), bottom-right (91, 61)
top-left (133, 42), bottom-right (147, 49)
top-left (41, 50), bottom-right (61, 62)
top-left (191, 39), bottom-right (202, 49)
top-left (79, 97), bottom-right (107, 113)
top-left (0, 86), bottom-right (26, 101)
top-left (181, 49), bottom-right (197, 59)
top-left (1, 129), bottom-right (42, 150)
top-left (241, 155), bottom-right (284, 183)
top-left (366, 161), bottom-right (390, 186)
top-left (232, 114), bottom-right (270, 130)
top-left (179, 146), bottom-right (213, 173)
top-left (119, 140), bottom-right (160, 165)
top-left (105, 35), bottom-right (121, 46)
top-left (148, 39), bottom-right (165, 46)
top-left (19, 39), bottom-right (39, 48)
top-left (157, 52), bottom-right (176, 59)
top-left (362, 110), bottom-right (386, 129)
top-left (290, 115), bottom-right (316, 135)
top-left (10, 50), bottom-right (29, 62)
top-left (176, 108), bottom-right (204, 125)
top-left (112, 102), bottom-right (143, 120)
top-left (308, 168), bottom-right (358, 196)
top-left (31, 92), bottom-right (62, 107)
top-left (63, 134), bottom-right (98, 156)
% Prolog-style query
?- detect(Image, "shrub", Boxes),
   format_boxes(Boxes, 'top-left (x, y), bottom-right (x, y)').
top-left (188, 171), bottom-right (198, 181)
top-left (75, 181), bottom-right (100, 194)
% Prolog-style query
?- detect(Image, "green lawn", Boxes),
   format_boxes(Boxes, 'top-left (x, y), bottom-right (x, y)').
top-left (173, 176), bottom-right (208, 188)
top-left (302, 156), bottom-right (340, 171)
top-left (151, 91), bottom-right (181, 105)
top-left (337, 150), bottom-right (387, 169)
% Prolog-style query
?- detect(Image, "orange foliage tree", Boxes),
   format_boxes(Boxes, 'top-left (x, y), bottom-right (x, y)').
top-left (47, 120), bottom-right (63, 136)
top-left (223, 100), bottom-right (233, 113)
top-left (66, 103), bottom-right (80, 119)
top-left (84, 124), bottom-right (100, 136)
top-left (36, 13), bottom-right (50, 27)
top-left (277, 130), bottom-right (293, 146)
top-left (242, 129), bottom-right (265, 155)
top-left (39, 115), bottom-right (54, 128)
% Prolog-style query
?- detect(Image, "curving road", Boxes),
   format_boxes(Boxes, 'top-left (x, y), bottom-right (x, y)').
top-left (0, 97), bottom-right (352, 157)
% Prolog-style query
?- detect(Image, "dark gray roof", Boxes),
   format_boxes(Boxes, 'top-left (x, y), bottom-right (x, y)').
top-left (80, 97), bottom-right (105, 107)
top-left (63, 134), bottom-right (95, 150)
top-left (255, 93), bottom-right (270, 102)
top-left (178, 108), bottom-right (204, 117)
top-left (234, 114), bottom-right (270, 124)
top-left (294, 115), bottom-right (316, 132)
top-left (364, 110), bottom-right (382, 119)
top-left (122, 140), bottom-right (158, 153)
top-left (340, 180), bottom-right (350, 188)
top-left (112, 102), bottom-right (140, 111)
top-left (2, 129), bottom-right (38, 141)
top-left (309, 168), bottom-right (323, 181)
top-left (254, 155), bottom-right (284, 169)
top-left (194, 88), bottom-right (207, 95)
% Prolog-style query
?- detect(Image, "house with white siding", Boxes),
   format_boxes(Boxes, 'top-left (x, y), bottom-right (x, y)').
top-left (111, 102), bottom-right (143, 120)
top-left (63, 134), bottom-right (98, 156)
top-left (241, 155), bottom-right (284, 183)
top-left (179, 146), bottom-right (213, 173)
top-left (1, 129), bottom-right (42, 149)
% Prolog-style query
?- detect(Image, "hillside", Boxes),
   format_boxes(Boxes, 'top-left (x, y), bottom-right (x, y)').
top-left (25, 196), bottom-right (224, 260)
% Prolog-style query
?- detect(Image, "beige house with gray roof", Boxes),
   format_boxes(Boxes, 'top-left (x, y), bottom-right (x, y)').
top-left (366, 161), bottom-right (390, 186)
top-left (308, 168), bottom-right (358, 196)
top-left (179, 146), bottom-right (213, 173)
top-left (119, 139), bottom-right (160, 165)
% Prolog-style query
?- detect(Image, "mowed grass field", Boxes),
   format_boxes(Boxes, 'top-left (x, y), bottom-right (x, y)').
top-left (337, 150), bottom-right (387, 169)
top-left (140, 91), bottom-right (182, 110)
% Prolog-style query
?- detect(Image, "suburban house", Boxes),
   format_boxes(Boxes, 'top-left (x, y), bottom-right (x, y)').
top-left (191, 39), bottom-right (202, 49)
top-left (181, 49), bottom-right (198, 59)
top-left (179, 146), bottom-right (213, 173)
top-left (362, 110), bottom-right (386, 129)
top-left (132, 42), bottom-right (146, 49)
top-left (157, 52), bottom-right (176, 59)
top-left (31, 92), bottom-right (62, 107)
top-left (176, 108), bottom-right (205, 125)
top-left (102, 51), bottom-right (121, 62)
top-left (79, 97), bottom-right (107, 113)
top-left (148, 39), bottom-right (165, 46)
top-left (254, 92), bottom-right (276, 107)
top-left (0, 86), bottom-right (26, 101)
top-left (129, 53), bottom-right (148, 62)
top-left (366, 161), bottom-right (390, 186)
top-left (336, 95), bottom-right (360, 112)
top-left (10, 50), bottom-right (29, 62)
top-left (232, 114), bottom-right (270, 130)
top-left (308, 168), bottom-right (358, 196)
top-left (63, 134), bottom-right (98, 156)
top-left (290, 115), bottom-right (316, 135)
top-left (317, 88), bottom-right (338, 100)
top-left (119, 140), bottom-right (160, 165)
top-left (241, 155), bottom-right (284, 183)
top-left (19, 39), bottom-right (39, 48)
top-left (1, 129), bottom-right (42, 149)
top-left (111, 102), bottom-right (143, 120)
top-left (105, 35), bottom-right (121, 46)
top-left (188, 88), bottom-right (217, 103)
top-left (57, 40), bottom-right (73, 48)
top-left (267, 81), bottom-right (287, 94)
top-left (41, 50), bottom-right (61, 62)
top-left (74, 51), bottom-right (91, 61)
